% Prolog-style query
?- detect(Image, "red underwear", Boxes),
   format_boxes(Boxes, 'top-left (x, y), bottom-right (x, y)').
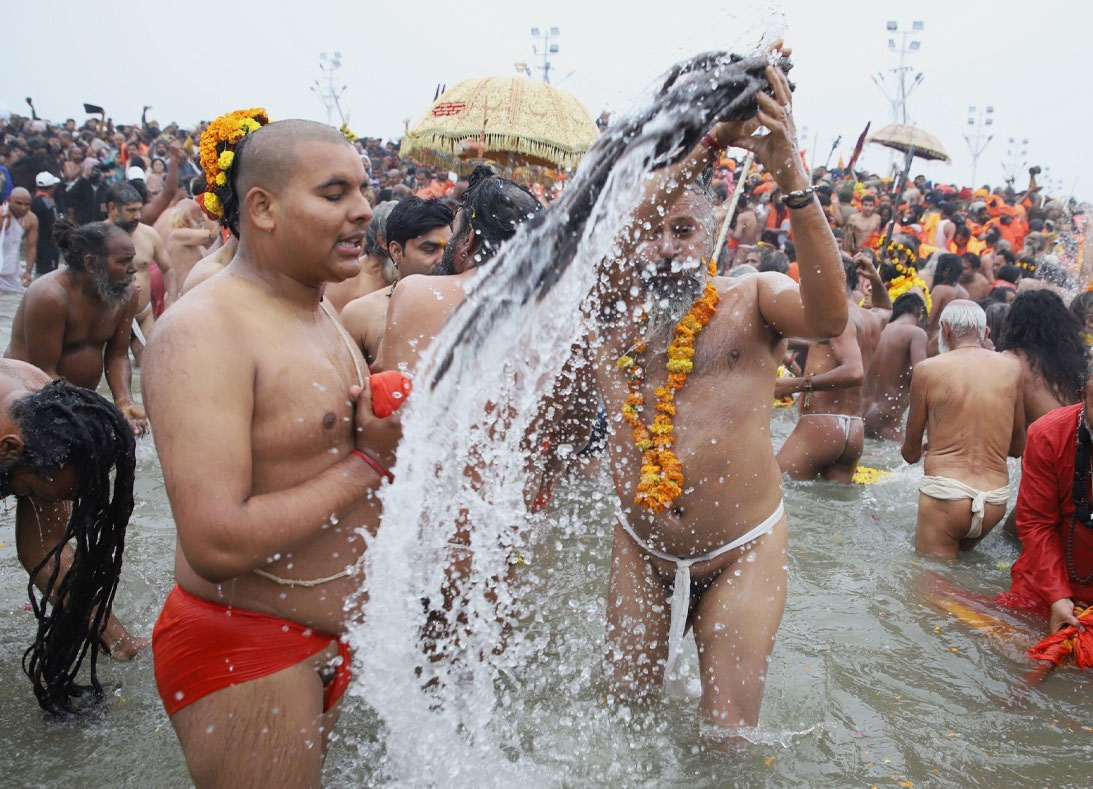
top-left (152, 585), bottom-right (352, 717)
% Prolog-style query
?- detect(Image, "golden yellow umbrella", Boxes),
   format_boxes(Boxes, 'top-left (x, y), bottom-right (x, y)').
top-left (867, 123), bottom-right (952, 163)
top-left (400, 76), bottom-right (600, 173)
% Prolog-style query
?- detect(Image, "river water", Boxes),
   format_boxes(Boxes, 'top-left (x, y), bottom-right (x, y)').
top-left (0, 290), bottom-right (1088, 787)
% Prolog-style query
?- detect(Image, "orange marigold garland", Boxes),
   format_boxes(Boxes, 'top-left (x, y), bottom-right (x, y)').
top-left (618, 260), bottom-right (720, 513)
top-left (198, 107), bottom-right (270, 222)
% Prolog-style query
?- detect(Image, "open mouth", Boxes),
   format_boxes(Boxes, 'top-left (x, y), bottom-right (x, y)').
top-left (335, 233), bottom-right (364, 257)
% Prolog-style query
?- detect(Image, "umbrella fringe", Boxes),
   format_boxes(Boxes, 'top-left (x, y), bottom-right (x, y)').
top-left (401, 131), bottom-right (589, 171)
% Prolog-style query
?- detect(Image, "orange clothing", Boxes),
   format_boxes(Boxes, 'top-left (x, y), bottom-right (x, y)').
top-left (949, 236), bottom-right (986, 256)
top-left (413, 182), bottom-right (447, 199)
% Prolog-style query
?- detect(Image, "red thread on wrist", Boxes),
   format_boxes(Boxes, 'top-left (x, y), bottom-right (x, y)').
top-left (351, 449), bottom-right (394, 483)
top-left (701, 133), bottom-right (725, 154)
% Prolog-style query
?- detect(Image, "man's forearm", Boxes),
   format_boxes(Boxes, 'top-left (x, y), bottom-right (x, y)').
top-left (178, 454), bottom-right (381, 583)
top-left (790, 201), bottom-right (847, 337)
top-left (105, 354), bottom-right (135, 406)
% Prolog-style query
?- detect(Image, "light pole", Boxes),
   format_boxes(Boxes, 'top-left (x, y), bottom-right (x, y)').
top-left (870, 20), bottom-right (925, 124)
top-left (530, 26), bottom-right (560, 83)
top-left (964, 105), bottom-right (994, 188)
top-left (1002, 136), bottom-right (1029, 185)
top-left (310, 51), bottom-right (347, 126)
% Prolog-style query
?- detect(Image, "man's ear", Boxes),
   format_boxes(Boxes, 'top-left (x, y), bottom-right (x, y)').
top-left (387, 240), bottom-right (403, 265)
top-left (0, 434), bottom-right (24, 465)
top-left (246, 186), bottom-right (276, 233)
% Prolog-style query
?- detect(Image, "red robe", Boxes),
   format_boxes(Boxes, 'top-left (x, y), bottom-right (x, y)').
top-left (1000, 404), bottom-right (1093, 612)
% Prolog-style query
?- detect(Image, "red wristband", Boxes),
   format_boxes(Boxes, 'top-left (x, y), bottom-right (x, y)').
top-left (351, 449), bottom-right (394, 483)
top-left (701, 133), bottom-right (725, 154)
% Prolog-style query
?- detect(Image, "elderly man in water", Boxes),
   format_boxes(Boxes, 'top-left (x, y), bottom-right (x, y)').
top-left (547, 47), bottom-right (847, 729)
top-left (902, 300), bottom-right (1025, 557)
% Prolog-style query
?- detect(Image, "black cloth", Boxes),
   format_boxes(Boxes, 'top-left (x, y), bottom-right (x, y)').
top-left (93, 182), bottom-right (112, 222)
top-left (9, 152), bottom-right (61, 192)
top-left (64, 178), bottom-right (96, 225)
top-left (30, 193), bottom-right (60, 275)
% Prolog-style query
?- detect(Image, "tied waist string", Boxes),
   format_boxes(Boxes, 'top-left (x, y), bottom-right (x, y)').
top-left (616, 499), bottom-right (785, 698)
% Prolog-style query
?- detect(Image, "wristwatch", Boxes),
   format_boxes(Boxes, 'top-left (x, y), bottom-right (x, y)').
top-left (783, 187), bottom-right (816, 209)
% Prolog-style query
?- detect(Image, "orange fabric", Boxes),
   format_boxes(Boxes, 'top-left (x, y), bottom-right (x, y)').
top-left (370, 370), bottom-right (412, 418)
top-left (1027, 606), bottom-right (1093, 668)
top-left (985, 195), bottom-right (1004, 218)
top-left (948, 236), bottom-right (986, 256)
top-left (787, 260), bottom-right (800, 282)
top-left (152, 585), bottom-right (352, 717)
top-left (414, 182), bottom-right (446, 199)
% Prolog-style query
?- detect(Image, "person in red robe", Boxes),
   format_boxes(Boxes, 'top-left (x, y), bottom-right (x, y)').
top-left (999, 389), bottom-right (1093, 634)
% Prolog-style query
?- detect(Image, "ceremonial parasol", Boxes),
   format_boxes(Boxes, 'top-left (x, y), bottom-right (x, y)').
top-left (867, 123), bottom-right (952, 163)
top-left (400, 76), bottom-right (600, 173)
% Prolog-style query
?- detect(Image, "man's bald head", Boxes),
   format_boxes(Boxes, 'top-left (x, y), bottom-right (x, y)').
top-left (8, 187), bottom-right (31, 216)
top-left (234, 119), bottom-right (350, 197)
top-left (228, 119), bottom-right (352, 233)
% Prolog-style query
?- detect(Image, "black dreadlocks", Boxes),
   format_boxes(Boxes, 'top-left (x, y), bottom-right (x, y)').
top-left (2, 381), bottom-right (136, 714)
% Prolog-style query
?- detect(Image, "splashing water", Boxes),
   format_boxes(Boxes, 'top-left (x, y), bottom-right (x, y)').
top-left (350, 52), bottom-right (789, 785)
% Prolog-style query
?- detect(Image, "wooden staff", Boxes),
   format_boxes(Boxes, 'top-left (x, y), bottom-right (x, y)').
top-left (711, 151), bottom-right (755, 270)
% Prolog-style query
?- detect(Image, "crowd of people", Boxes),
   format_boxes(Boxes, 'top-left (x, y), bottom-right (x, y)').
top-left (1, 41), bottom-right (1091, 787)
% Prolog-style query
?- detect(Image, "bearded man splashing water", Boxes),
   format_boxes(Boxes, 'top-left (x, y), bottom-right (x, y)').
top-left (545, 42), bottom-right (848, 732)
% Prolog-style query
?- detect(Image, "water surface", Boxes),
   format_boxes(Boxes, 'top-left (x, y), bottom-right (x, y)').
top-left (0, 290), bottom-right (1088, 788)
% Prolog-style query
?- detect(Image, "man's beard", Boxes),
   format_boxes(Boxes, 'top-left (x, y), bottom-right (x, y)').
top-left (91, 269), bottom-right (133, 305)
top-left (114, 218), bottom-right (139, 233)
top-left (642, 259), bottom-right (704, 342)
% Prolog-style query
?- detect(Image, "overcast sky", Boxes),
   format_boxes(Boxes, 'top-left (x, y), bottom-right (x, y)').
top-left (4, 0), bottom-right (1087, 197)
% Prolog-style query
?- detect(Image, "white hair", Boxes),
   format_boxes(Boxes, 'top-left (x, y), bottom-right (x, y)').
top-left (938, 301), bottom-right (986, 352)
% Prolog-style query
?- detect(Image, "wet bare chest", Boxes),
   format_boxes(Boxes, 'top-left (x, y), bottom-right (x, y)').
top-left (250, 324), bottom-right (362, 470)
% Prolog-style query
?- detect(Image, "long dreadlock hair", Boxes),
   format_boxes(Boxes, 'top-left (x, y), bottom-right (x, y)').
top-left (1001, 290), bottom-right (1087, 406)
top-left (1, 380), bottom-right (136, 714)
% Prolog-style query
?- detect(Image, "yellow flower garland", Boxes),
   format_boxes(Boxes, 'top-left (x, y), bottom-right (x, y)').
top-left (198, 107), bottom-right (270, 220)
top-left (619, 260), bottom-right (720, 513)
top-left (877, 240), bottom-right (932, 315)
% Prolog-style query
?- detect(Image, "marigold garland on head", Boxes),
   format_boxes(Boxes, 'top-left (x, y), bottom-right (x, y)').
top-left (618, 259), bottom-right (720, 513)
top-left (197, 108), bottom-right (270, 222)
top-left (876, 238), bottom-right (932, 315)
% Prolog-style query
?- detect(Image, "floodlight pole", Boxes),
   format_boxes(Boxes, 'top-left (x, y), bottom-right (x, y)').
top-left (311, 51), bottom-right (347, 126)
top-left (530, 26), bottom-right (560, 83)
top-left (963, 105), bottom-right (994, 188)
top-left (874, 21), bottom-right (925, 124)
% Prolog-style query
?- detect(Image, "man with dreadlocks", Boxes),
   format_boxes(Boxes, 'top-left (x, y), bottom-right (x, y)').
top-left (143, 113), bottom-right (405, 787)
top-left (997, 357), bottom-right (1093, 634)
top-left (5, 217), bottom-right (147, 435)
top-left (543, 45), bottom-right (847, 730)
top-left (1001, 290), bottom-right (1087, 430)
top-left (0, 359), bottom-right (140, 713)
top-left (374, 167), bottom-right (540, 374)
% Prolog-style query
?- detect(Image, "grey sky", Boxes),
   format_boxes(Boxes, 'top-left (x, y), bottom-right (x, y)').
top-left (4, 0), bottom-right (1087, 197)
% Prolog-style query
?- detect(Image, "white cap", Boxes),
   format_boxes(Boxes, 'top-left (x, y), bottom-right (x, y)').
top-left (35, 171), bottom-right (60, 187)
top-left (126, 166), bottom-right (146, 181)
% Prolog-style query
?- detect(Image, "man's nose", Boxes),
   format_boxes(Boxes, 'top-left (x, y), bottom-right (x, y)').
top-left (657, 226), bottom-right (680, 256)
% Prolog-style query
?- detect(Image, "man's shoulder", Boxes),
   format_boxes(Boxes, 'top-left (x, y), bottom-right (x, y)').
top-left (341, 288), bottom-right (388, 322)
top-left (1029, 403), bottom-right (1081, 438)
top-left (24, 272), bottom-right (69, 306)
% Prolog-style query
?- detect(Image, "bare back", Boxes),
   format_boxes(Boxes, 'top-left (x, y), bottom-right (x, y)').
top-left (911, 348), bottom-right (1022, 488)
top-left (862, 319), bottom-right (927, 440)
top-left (340, 287), bottom-right (390, 366)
